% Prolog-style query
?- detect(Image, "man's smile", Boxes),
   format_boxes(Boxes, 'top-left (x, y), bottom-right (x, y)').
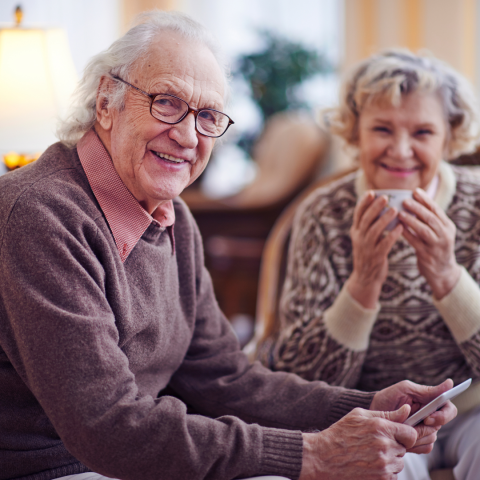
top-left (152, 151), bottom-right (188, 164)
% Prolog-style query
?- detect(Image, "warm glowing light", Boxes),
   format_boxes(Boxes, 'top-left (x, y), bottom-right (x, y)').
top-left (0, 25), bottom-right (78, 159)
top-left (3, 151), bottom-right (41, 170)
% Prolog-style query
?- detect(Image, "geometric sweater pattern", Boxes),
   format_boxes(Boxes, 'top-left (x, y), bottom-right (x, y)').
top-left (264, 164), bottom-right (480, 393)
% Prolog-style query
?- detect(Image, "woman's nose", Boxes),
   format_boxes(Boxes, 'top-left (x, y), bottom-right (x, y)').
top-left (387, 134), bottom-right (413, 159)
top-left (169, 112), bottom-right (198, 149)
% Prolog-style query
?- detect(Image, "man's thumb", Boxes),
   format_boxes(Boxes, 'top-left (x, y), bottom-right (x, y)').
top-left (369, 404), bottom-right (411, 423)
top-left (385, 404), bottom-right (411, 423)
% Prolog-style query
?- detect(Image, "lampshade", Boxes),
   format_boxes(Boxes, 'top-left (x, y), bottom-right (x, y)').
top-left (0, 27), bottom-right (78, 155)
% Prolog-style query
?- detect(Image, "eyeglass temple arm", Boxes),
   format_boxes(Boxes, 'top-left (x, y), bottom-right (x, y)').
top-left (111, 75), bottom-right (151, 98)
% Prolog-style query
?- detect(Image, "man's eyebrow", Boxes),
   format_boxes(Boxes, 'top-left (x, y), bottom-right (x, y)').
top-left (151, 87), bottom-right (223, 110)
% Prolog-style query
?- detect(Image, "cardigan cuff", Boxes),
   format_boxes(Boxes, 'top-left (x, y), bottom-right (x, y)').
top-left (260, 428), bottom-right (304, 480)
top-left (433, 266), bottom-right (480, 342)
top-left (324, 285), bottom-right (380, 351)
top-left (327, 389), bottom-right (376, 425)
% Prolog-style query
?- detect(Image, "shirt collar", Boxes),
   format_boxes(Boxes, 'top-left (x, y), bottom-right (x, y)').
top-left (77, 129), bottom-right (175, 262)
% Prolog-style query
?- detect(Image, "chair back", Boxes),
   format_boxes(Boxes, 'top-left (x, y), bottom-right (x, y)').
top-left (244, 167), bottom-right (358, 358)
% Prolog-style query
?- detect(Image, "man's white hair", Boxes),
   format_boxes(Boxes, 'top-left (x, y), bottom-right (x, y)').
top-left (57, 10), bottom-right (227, 147)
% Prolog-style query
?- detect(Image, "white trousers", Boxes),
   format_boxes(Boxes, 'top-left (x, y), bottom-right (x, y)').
top-left (56, 474), bottom-right (290, 480)
top-left (399, 406), bottom-right (480, 480)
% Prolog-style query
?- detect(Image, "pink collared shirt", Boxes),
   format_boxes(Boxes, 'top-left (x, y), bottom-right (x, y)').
top-left (77, 129), bottom-right (175, 262)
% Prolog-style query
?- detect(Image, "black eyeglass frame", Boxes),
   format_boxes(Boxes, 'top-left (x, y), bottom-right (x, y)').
top-left (112, 75), bottom-right (234, 138)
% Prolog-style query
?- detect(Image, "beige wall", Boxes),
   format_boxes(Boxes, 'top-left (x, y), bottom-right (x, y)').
top-left (345, 0), bottom-right (477, 84)
top-left (122, 0), bottom-right (178, 32)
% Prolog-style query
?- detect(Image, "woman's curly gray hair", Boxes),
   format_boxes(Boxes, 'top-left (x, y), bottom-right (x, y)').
top-left (57, 10), bottom-right (227, 147)
top-left (326, 49), bottom-right (480, 159)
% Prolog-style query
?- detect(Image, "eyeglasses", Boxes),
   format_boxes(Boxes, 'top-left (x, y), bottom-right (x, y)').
top-left (112, 75), bottom-right (234, 138)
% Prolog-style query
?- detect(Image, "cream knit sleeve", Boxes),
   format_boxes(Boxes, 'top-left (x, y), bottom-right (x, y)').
top-left (324, 285), bottom-right (380, 352)
top-left (433, 266), bottom-right (480, 343)
top-left (433, 266), bottom-right (480, 379)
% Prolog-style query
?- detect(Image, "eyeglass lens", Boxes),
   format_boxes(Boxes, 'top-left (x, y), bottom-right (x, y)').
top-left (152, 94), bottom-right (230, 137)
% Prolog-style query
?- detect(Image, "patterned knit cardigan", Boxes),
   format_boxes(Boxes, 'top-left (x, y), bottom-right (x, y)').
top-left (262, 162), bottom-right (480, 410)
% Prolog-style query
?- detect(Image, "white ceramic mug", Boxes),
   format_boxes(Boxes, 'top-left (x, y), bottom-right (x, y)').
top-left (374, 189), bottom-right (412, 230)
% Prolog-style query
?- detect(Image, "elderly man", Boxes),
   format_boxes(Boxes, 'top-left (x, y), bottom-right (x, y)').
top-left (0, 11), bottom-right (455, 480)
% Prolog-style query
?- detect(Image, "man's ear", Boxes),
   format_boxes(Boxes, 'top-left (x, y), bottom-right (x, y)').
top-left (96, 76), bottom-right (115, 131)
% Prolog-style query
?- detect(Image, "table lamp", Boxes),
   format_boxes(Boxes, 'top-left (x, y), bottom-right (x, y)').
top-left (0, 6), bottom-right (78, 172)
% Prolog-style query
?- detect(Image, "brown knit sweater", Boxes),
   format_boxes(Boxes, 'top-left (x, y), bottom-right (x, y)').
top-left (263, 163), bottom-right (480, 407)
top-left (0, 143), bottom-right (374, 480)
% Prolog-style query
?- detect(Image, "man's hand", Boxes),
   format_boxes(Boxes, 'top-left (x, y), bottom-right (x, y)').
top-left (370, 379), bottom-right (457, 453)
top-left (299, 406), bottom-right (415, 480)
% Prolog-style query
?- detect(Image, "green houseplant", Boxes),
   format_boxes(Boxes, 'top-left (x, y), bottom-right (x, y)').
top-left (234, 30), bottom-right (332, 154)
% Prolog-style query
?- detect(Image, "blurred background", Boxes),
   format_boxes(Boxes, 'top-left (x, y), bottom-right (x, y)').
top-left (1, 0), bottom-right (479, 345)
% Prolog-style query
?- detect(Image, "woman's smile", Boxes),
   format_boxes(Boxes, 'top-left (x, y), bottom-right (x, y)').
top-left (379, 162), bottom-right (421, 178)
top-left (357, 92), bottom-right (448, 190)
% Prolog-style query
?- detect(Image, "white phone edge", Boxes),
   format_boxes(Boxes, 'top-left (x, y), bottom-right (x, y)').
top-left (404, 378), bottom-right (472, 427)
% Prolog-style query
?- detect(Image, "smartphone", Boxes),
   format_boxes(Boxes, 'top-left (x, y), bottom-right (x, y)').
top-left (404, 378), bottom-right (472, 427)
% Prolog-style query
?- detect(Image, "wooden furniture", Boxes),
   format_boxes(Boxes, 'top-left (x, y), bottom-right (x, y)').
top-left (181, 112), bottom-right (330, 325)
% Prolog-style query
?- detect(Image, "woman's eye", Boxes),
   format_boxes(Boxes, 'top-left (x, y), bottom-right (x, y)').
top-left (416, 129), bottom-right (433, 136)
top-left (373, 126), bottom-right (390, 134)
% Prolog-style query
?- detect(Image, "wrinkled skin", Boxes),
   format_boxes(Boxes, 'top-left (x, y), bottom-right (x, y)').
top-left (399, 189), bottom-right (461, 299)
top-left (95, 31), bottom-right (224, 214)
top-left (299, 379), bottom-right (457, 479)
top-left (347, 191), bottom-right (404, 309)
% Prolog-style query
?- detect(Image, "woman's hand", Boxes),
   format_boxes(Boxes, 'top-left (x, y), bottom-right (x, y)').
top-left (398, 188), bottom-right (461, 300)
top-left (347, 191), bottom-right (403, 309)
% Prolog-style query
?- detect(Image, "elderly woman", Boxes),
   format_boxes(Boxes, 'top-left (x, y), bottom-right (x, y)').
top-left (262, 50), bottom-right (480, 480)
top-left (0, 13), bottom-right (457, 480)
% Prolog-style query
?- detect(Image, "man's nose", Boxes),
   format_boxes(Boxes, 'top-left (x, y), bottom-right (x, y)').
top-left (169, 112), bottom-right (199, 149)
top-left (387, 133), bottom-right (413, 159)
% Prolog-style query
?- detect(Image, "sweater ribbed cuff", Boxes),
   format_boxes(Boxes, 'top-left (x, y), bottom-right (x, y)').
top-left (21, 462), bottom-right (90, 480)
top-left (327, 389), bottom-right (376, 425)
top-left (433, 266), bottom-right (480, 342)
top-left (260, 428), bottom-right (304, 480)
top-left (324, 285), bottom-right (380, 351)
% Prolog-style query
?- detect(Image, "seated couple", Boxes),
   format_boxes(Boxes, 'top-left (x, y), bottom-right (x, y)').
top-left (256, 49), bottom-right (480, 480)
top-left (0, 11), bottom-right (464, 480)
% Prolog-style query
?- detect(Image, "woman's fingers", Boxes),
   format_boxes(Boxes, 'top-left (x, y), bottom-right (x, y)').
top-left (353, 192), bottom-right (404, 241)
top-left (357, 196), bottom-right (395, 236)
top-left (412, 188), bottom-right (450, 226)
top-left (368, 207), bottom-right (400, 243)
top-left (378, 222), bottom-right (403, 254)
top-left (353, 191), bottom-right (376, 229)
top-left (354, 192), bottom-right (386, 231)
top-left (398, 211), bottom-right (434, 244)
top-left (400, 224), bottom-right (424, 251)
top-left (404, 201), bottom-right (442, 233)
